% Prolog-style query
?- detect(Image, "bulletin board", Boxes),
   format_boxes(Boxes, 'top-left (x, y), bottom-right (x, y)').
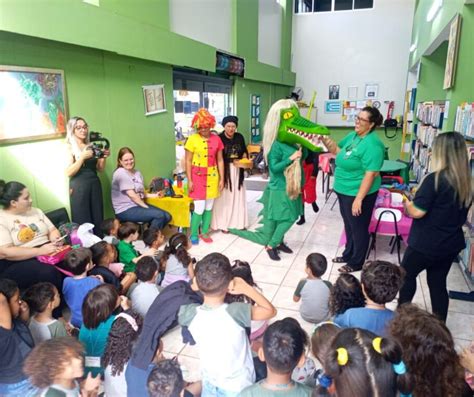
top-left (250, 94), bottom-right (261, 143)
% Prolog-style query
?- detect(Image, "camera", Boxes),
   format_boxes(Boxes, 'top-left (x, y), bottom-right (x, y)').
top-left (89, 131), bottom-right (110, 158)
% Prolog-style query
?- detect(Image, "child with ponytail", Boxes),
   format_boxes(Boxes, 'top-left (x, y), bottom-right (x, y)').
top-left (160, 233), bottom-right (194, 287)
top-left (313, 328), bottom-right (414, 397)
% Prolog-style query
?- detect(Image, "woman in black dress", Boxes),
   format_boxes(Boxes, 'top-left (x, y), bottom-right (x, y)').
top-left (66, 117), bottom-right (109, 235)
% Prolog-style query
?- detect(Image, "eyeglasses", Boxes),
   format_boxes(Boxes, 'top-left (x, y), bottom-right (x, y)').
top-left (355, 115), bottom-right (370, 123)
top-left (75, 125), bottom-right (88, 130)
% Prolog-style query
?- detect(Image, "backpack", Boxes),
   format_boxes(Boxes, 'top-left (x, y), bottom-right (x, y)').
top-left (149, 177), bottom-right (175, 197)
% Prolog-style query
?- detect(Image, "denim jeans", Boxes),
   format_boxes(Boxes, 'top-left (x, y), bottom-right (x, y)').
top-left (116, 204), bottom-right (171, 230)
top-left (0, 379), bottom-right (38, 396)
top-left (202, 380), bottom-right (240, 397)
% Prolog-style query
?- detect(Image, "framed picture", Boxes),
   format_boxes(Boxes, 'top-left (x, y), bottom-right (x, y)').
top-left (364, 83), bottom-right (378, 99)
top-left (329, 85), bottom-right (340, 100)
top-left (142, 84), bottom-right (166, 116)
top-left (443, 14), bottom-right (462, 90)
top-left (324, 101), bottom-right (342, 114)
top-left (0, 65), bottom-right (68, 144)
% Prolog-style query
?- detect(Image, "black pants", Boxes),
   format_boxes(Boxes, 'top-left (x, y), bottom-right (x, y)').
top-left (398, 246), bottom-right (457, 322)
top-left (0, 258), bottom-right (65, 317)
top-left (70, 171), bottom-right (103, 236)
top-left (337, 192), bottom-right (377, 270)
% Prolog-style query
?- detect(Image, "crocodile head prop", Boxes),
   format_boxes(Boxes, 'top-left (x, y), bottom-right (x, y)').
top-left (278, 106), bottom-right (329, 151)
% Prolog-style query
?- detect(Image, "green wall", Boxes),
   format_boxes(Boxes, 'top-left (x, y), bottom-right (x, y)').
top-left (0, 31), bottom-right (176, 217)
top-left (0, 0), bottom-right (297, 217)
top-left (410, 1), bottom-right (474, 132)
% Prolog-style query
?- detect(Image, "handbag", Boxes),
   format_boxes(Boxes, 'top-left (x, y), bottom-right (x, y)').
top-left (37, 245), bottom-right (74, 276)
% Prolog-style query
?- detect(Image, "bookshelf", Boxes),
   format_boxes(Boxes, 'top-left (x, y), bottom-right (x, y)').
top-left (411, 100), bottom-right (446, 183)
top-left (454, 102), bottom-right (474, 140)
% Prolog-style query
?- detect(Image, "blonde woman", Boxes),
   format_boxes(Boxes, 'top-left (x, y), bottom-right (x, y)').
top-left (399, 132), bottom-right (472, 322)
top-left (65, 117), bottom-right (109, 235)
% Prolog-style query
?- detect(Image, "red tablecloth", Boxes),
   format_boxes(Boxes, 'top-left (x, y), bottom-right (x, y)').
top-left (319, 153), bottom-right (336, 173)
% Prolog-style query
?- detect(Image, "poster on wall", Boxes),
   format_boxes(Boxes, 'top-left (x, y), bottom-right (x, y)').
top-left (443, 14), bottom-right (462, 90)
top-left (0, 66), bottom-right (68, 144)
top-left (324, 101), bottom-right (342, 114)
top-left (250, 94), bottom-right (261, 143)
top-left (329, 85), bottom-right (340, 100)
top-left (143, 84), bottom-right (167, 116)
top-left (364, 83), bottom-right (379, 99)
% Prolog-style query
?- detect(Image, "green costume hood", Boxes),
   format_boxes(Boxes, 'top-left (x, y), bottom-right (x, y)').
top-left (277, 106), bottom-right (329, 151)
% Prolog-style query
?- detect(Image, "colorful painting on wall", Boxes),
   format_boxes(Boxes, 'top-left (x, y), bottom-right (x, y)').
top-left (0, 66), bottom-right (67, 144)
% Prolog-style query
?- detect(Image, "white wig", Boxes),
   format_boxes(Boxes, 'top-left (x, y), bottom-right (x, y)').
top-left (262, 99), bottom-right (297, 161)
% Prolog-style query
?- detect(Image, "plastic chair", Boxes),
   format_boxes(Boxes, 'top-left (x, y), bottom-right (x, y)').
top-left (366, 208), bottom-right (403, 264)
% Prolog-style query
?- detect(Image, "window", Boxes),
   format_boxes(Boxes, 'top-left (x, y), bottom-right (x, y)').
top-left (295, 0), bottom-right (313, 13)
top-left (294, 0), bottom-right (373, 13)
top-left (314, 0), bottom-right (331, 12)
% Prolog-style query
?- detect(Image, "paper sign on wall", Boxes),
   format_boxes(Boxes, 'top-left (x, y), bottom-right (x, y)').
top-left (324, 101), bottom-right (342, 114)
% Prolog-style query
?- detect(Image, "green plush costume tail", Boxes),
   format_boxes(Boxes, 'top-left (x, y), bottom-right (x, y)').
top-left (229, 189), bottom-right (272, 245)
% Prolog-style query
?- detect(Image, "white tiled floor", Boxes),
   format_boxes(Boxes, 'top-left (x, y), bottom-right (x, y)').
top-left (160, 175), bottom-right (474, 381)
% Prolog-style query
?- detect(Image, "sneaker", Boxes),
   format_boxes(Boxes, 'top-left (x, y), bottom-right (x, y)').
top-left (277, 242), bottom-right (293, 254)
top-left (296, 215), bottom-right (306, 225)
top-left (190, 236), bottom-right (199, 245)
top-left (312, 202), bottom-right (319, 213)
top-left (200, 234), bottom-right (213, 243)
top-left (266, 247), bottom-right (281, 261)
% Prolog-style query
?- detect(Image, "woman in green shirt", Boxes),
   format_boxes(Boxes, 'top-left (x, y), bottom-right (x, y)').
top-left (321, 107), bottom-right (384, 272)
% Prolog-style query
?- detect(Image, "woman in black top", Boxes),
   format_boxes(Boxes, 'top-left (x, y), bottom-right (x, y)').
top-left (66, 117), bottom-right (109, 235)
top-left (211, 116), bottom-right (249, 232)
top-left (398, 132), bottom-right (472, 322)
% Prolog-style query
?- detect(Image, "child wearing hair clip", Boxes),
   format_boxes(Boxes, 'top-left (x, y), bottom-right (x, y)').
top-left (160, 232), bottom-right (194, 287)
top-left (103, 309), bottom-right (143, 397)
top-left (312, 328), bottom-right (414, 397)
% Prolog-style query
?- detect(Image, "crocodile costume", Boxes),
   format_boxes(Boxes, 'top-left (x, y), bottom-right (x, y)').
top-left (229, 99), bottom-right (329, 260)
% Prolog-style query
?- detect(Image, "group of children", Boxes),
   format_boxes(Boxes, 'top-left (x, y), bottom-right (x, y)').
top-left (0, 222), bottom-right (473, 397)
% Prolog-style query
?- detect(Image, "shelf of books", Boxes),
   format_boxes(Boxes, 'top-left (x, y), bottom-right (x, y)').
top-left (411, 101), bottom-right (446, 182)
top-left (454, 102), bottom-right (474, 140)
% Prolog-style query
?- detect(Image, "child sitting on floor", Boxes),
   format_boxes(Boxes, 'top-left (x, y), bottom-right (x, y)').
top-left (128, 257), bottom-right (160, 317)
top-left (334, 260), bottom-right (404, 336)
top-left (0, 278), bottom-right (36, 396)
top-left (79, 284), bottom-right (130, 377)
top-left (117, 222), bottom-right (157, 273)
top-left (313, 328), bottom-right (413, 397)
top-left (225, 260), bottom-right (267, 342)
top-left (240, 317), bottom-right (313, 396)
top-left (160, 233), bottom-right (194, 287)
top-left (328, 273), bottom-right (365, 318)
top-left (62, 247), bottom-right (102, 328)
top-left (22, 282), bottom-right (68, 344)
top-left (178, 253), bottom-right (277, 396)
top-left (102, 309), bottom-right (143, 397)
top-left (142, 227), bottom-right (165, 251)
top-left (293, 253), bottom-right (332, 323)
top-left (147, 359), bottom-right (201, 397)
top-left (23, 337), bottom-right (100, 397)
top-left (89, 241), bottom-right (136, 293)
top-left (102, 218), bottom-right (120, 246)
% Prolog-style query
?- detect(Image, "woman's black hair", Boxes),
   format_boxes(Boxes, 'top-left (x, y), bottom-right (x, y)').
top-left (102, 309), bottom-right (143, 375)
top-left (0, 180), bottom-right (26, 209)
top-left (82, 284), bottom-right (118, 329)
top-left (225, 260), bottom-right (258, 304)
top-left (160, 233), bottom-right (191, 270)
top-left (361, 106), bottom-right (383, 131)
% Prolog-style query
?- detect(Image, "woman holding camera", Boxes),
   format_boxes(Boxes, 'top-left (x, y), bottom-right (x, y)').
top-left (66, 116), bottom-right (109, 235)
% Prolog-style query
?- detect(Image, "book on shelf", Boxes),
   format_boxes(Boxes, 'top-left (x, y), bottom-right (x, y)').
top-left (454, 102), bottom-right (473, 139)
top-left (416, 101), bottom-right (445, 128)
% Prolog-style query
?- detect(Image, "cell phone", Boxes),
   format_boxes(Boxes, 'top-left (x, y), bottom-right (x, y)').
top-left (54, 235), bottom-right (67, 245)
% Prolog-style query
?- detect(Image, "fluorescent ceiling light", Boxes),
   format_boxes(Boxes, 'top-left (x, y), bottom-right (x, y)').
top-left (409, 44), bottom-right (417, 52)
top-left (426, 0), bottom-right (443, 22)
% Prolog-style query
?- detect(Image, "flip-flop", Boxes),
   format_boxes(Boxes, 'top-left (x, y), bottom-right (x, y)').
top-left (338, 265), bottom-right (360, 273)
top-left (332, 257), bottom-right (347, 263)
